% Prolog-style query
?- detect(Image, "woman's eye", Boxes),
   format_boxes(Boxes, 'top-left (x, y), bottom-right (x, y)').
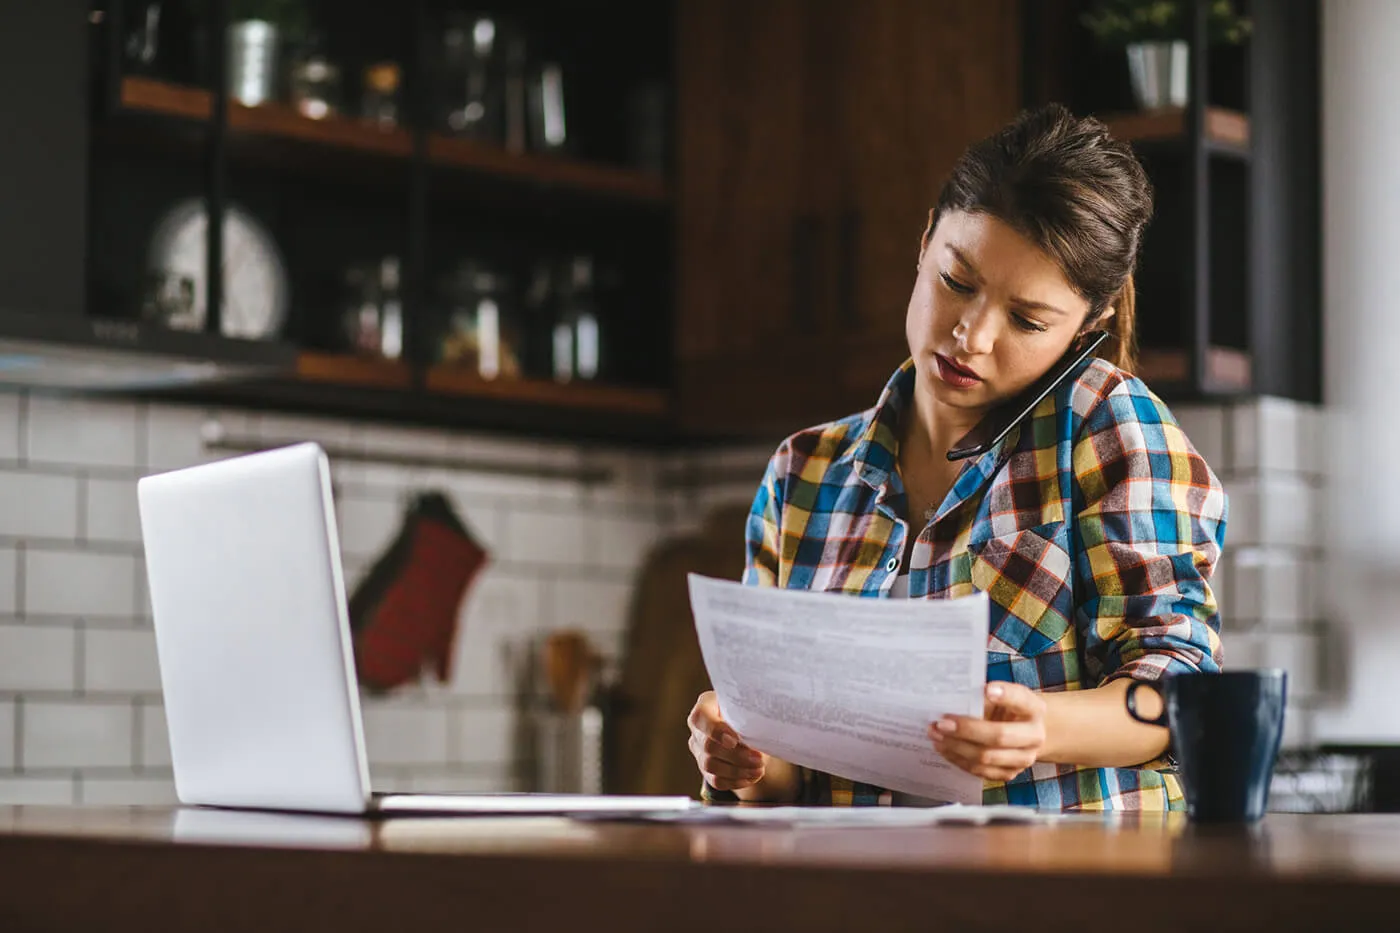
top-left (939, 272), bottom-right (974, 295)
top-left (1011, 313), bottom-right (1049, 334)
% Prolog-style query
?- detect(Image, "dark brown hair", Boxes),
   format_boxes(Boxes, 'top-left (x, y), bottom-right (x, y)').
top-left (922, 103), bottom-right (1152, 371)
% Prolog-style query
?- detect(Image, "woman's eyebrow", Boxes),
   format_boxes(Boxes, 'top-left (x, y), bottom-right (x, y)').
top-left (944, 244), bottom-right (1069, 318)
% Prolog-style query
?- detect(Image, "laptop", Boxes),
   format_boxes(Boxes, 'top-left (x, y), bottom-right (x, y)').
top-left (137, 441), bottom-right (695, 817)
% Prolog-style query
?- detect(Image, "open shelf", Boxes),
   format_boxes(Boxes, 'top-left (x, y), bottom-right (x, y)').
top-left (120, 76), bottom-right (211, 120)
top-left (291, 352), bottom-right (668, 418)
top-left (425, 366), bottom-right (670, 416)
top-left (1102, 106), bottom-right (1251, 159)
top-left (1137, 345), bottom-right (1252, 395)
top-left (117, 77), bottom-right (669, 206)
top-left (295, 352), bottom-right (415, 390)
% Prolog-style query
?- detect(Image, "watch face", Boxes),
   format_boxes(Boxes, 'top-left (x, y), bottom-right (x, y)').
top-left (147, 198), bottom-right (289, 340)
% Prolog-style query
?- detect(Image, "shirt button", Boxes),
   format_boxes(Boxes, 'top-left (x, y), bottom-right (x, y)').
top-left (886, 557), bottom-right (899, 572)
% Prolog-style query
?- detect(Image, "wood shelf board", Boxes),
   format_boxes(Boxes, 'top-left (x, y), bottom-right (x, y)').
top-left (1102, 106), bottom-right (1250, 152)
top-left (425, 366), bottom-right (670, 416)
top-left (427, 136), bottom-right (670, 205)
top-left (119, 77), bottom-right (211, 120)
top-left (229, 103), bottom-right (413, 159)
top-left (117, 78), bottom-right (669, 205)
top-left (1136, 345), bottom-right (1252, 392)
top-left (295, 352), bottom-right (414, 390)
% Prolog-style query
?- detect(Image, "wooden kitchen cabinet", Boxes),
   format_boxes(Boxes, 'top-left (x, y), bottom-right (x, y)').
top-left (674, 0), bottom-right (1022, 437)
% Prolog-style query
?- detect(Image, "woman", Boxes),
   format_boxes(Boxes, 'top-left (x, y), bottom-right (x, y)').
top-left (686, 103), bottom-right (1226, 811)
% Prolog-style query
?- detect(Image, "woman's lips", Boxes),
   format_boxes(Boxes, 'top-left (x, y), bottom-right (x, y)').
top-left (934, 353), bottom-right (982, 388)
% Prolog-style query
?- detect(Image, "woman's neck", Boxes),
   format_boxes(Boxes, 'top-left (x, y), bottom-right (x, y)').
top-left (902, 376), bottom-right (987, 463)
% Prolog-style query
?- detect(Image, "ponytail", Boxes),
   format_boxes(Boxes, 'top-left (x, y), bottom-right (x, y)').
top-left (1100, 276), bottom-right (1137, 373)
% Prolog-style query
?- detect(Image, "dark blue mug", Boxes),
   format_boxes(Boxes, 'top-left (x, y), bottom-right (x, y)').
top-left (1126, 669), bottom-right (1288, 823)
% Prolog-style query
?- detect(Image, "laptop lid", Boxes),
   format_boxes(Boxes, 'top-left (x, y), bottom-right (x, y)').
top-left (138, 442), bottom-right (372, 814)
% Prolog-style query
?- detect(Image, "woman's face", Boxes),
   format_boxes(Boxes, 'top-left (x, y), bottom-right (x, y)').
top-left (906, 210), bottom-right (1096, 417)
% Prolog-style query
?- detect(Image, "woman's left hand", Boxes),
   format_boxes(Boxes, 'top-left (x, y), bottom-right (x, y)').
top-left (929, 682), bottom-right (1047, 782)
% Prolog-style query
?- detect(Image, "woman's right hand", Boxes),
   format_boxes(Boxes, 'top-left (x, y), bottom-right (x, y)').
top-left (687, 691), bottom-right (767, 791)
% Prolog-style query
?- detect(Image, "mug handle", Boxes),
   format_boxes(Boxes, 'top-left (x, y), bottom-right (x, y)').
top-left (1125, 680), bottom-right (1168, 727)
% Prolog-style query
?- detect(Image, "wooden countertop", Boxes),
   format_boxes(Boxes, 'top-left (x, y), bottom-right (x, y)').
top-left (2, 806), bottom-right (1399, 931)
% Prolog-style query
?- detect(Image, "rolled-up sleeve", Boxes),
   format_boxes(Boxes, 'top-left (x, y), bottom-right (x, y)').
top-left (1071, 382), bottom-right (1227, 685)
top-left (742, 457), bottom-right (783, 588)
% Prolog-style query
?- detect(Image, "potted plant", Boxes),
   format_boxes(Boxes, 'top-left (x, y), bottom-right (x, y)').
top-left (1081, 0), bottom-right (1251, 111)
top-left (226, 0), bottom-right (310, 106)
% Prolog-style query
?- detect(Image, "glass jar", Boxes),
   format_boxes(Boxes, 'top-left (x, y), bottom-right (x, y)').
top-left (439, 260), bottom-right (522, 380)
top-left (289, 43), bottom-right (342, 120)
top-left (551, 256), bottom-right (601, 383)
top-left (437, 13), bottom-right (503, 140)
top-left (361, 61), bottom-right (401, 129)
top-left (340, 263), bottom-right (381, 356)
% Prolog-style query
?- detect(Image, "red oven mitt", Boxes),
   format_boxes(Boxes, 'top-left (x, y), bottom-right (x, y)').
top-left (348, 492), bottom-right (489, 692)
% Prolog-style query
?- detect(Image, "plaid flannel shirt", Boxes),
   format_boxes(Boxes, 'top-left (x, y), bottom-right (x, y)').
top-left (734, 356), bottom-right (1226, 811)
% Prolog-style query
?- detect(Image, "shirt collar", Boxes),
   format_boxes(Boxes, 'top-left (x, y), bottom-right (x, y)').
top-left (845, 356), bottom-right (1022, 515)
top-left (844, 358), bottom-right (916, 493)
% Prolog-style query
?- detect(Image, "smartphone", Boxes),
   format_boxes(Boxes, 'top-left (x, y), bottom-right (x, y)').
top-left (946, 330), bottom-right (1112, 461)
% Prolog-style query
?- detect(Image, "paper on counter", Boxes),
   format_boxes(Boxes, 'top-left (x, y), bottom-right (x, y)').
top-left (687, 574), bottom-right (989, 805)
top-left (622, 803), bottom-right (1055, 827)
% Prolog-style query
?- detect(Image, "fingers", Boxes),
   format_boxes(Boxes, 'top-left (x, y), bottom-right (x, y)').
top-left (931, 733), bottom-right (1034, 782)
top-left (981, 681), bottom-right (1044, 721)
top-left (687, 691), bottom-right (742, 749)
top-left (687, 691), bottom-right (765, 790)
top-left (932, 715), bottom-right (1041, 750)
top-left (689, 733), bottom-right (766, 790)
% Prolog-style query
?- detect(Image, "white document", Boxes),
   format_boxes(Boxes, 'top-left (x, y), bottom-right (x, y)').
top-left (688, 574), bottom-right (989, 805)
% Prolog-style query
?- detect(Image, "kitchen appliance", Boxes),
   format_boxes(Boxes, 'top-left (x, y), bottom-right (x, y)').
top-left (137, 442), bottom-right (695, 817)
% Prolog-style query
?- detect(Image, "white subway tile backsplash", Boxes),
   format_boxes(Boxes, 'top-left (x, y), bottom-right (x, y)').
top-left (0, 699), bottom-right (13, 769)
top-left (22, 701), bottom-right (134, 768)
top-left (254, 412), bottom-right (355, 449)
top-left (1172, 404), bottom-right (1228, 475)
top-left (0, 624), bottom-right (77, 691)
top-left (1232, 552), bottom-right (1320, 626)
top-left (1221, 477), bottom-right (1319, 550)
top-left (552, 578), bottom-right (631, 634)
top-left (1211, 553), bottom-right (1234, 623)
top-left (84, 477), bottom-right (142, 544)
top-left (452, 707), bottom-right (516, 766)
top-left (447, 570), bottom-right (547, 697)
top-left (143, 404), bottom-right (214, 471)
top-left (83, 628), bottom-right (162, 693)
top-left (336, 495), bottom-right (404, 560)
top-left (0, 776), bottom-right (75, 805)
top-left (360, 702), bottom-right (450, 766)
top-left (1231, 397), bottom-right (1321, 477)
top-left (24, 549), bottom-right (137, 618)
top-left (505, 509), bottom-right (587, 566)
top-left (0, 392), bottom-right (21, 463)
top-left (26, 395), bottom-right (140, 469)
top-left (0, 470), bottom-right (80, 539)
top-left (593, 513), bottom-right (665, 571)
top-left (0, 546), bottom-right (15, 615)
top-left (79, 775), bottom-right (178, 806)
top-left (139, 703), bottom-right (171, 768)
top-left (1222, 632), bottom-right (1322, 700)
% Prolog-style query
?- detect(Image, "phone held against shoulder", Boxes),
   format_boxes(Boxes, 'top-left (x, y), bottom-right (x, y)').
top-left (946, 330), bottom-right (1111, 462)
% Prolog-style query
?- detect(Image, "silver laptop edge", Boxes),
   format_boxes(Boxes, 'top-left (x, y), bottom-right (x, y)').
top-left (139, 441), bottom-right (693, 817)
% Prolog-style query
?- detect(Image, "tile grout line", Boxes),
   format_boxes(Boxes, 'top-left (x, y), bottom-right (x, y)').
top-left (76, 471), bottom-right (88, 544)
top-left (132, 696), bottom-right (144, 773)
top-left (13, 696), bottom-right (23, 773)
top-left (74, 620), bottom-right (86, 698)
top-left (16, 391), bottom-right (27, 466)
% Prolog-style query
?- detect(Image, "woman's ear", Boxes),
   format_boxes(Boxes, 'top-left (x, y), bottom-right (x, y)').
top-left (1081, 306), bottom-right (1116, 336)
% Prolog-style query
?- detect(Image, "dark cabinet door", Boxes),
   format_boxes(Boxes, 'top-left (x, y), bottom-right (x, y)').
top-left (674, 0), bottom-right (1022, 438)
top-left (0, 0), bottom-right (88, 319)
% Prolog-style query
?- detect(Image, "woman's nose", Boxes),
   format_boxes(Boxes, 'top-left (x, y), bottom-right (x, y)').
top-left (955, 306), bottom-right (998, 354)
